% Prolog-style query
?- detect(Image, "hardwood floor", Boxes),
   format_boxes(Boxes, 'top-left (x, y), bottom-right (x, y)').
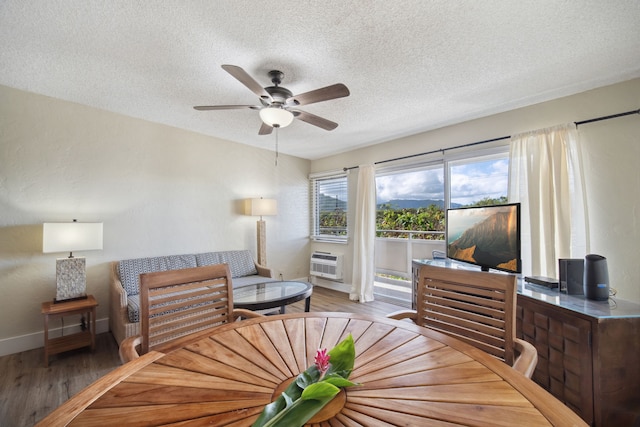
top-left (0, 287), bottom-right (408, 426)
top-left (0, 332), bottom-right (121, 426)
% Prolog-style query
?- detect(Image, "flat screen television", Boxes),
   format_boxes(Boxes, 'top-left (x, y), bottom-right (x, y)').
top-left (446, 203), bottom-right (521, 273)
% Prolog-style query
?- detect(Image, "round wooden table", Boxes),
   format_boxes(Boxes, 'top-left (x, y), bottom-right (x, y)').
top-left (37, 312), bottom-right (587, 426)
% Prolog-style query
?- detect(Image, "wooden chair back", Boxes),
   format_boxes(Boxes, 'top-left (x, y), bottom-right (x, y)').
top-left (139, 264), bottom-right (236, 355)
top-left (416, 264), bottom-right (517, 365)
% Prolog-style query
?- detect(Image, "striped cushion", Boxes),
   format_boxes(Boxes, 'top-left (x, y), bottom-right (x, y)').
top-left (194, 252), bottom-right (222, 267)
top-left (118, 255), bottom-right (197, 296)
top-left (196, 250), bottom-right (257, 277)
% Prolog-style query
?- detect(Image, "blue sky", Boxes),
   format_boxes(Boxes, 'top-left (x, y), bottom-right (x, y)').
top-left (376, 158), bottom-right (509, 206)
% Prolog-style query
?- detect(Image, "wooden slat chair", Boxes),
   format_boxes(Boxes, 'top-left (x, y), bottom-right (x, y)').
top-left (388, 264), bottom-right (538, 378)
top-left (119, 263), bottom-right (262, 363)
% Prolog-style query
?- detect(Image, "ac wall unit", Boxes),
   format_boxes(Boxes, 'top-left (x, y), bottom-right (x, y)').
top-left (310, 251), bottom-right (344, 280)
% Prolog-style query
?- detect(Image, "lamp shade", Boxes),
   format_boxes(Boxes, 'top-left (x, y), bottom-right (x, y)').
top-left (259, 107), bottom-right (294, 128)
top-left (43, 222), bottom-right (103, 253)
top-left (246, 198), bottom-right (278, 217)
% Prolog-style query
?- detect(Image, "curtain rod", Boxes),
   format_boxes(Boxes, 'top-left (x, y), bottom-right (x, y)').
top-left (344, 108), bottom-right (639, 171)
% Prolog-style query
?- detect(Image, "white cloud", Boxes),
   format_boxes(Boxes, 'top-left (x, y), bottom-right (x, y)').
top-left (376, 158), bottom-right (508, 205)
top-left (449, 158), bottom-right (508, 204)
top-left (376, 169), bottom-right (443, 202)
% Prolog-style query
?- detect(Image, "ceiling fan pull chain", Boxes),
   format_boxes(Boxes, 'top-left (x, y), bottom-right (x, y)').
top-left (275, 125), bottom-right (279, 166)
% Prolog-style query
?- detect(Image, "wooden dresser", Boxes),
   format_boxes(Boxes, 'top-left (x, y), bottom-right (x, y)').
top-left (516, 287), bottom-right (640, 427)
top-left (412, 259), bottom-right (640, 427)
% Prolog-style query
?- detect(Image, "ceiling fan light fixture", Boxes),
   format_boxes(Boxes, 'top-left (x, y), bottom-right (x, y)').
top-left (259, 107), bottom-right (294, 128)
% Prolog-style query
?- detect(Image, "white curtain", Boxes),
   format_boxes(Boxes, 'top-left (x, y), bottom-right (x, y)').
top-left (508, 123), bottom-right (588, 277)
top-left (350, 164), bottom-right (376, 302)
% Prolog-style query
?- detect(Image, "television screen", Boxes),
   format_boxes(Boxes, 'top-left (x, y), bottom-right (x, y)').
top-left (446, 203), bottom-right (521, 273)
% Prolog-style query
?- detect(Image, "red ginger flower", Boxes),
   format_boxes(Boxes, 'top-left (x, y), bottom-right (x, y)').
top-left (315, 348), bottom-right (330, 378)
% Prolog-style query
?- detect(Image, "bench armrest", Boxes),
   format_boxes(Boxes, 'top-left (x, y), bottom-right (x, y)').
top-left (513, 338), bottom-right (538, 379)
top-left (110, 262), bottom-right (128, 309)
top-left (109, 261), bottom-right (130, 345)
top-left (119, 335), bottom-right (142, 364)
top-left (255, 262), bottom-right (273, 278)
top-left (232, 308), bottom-right (266, 320)
top-left (387, 309), bottom-right (418, 322)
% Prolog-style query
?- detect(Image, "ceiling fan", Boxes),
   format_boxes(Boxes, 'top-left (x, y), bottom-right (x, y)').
top-left (194, 65), bottom-right (350, 135)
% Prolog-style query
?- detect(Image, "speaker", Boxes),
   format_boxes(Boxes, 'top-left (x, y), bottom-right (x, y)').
top-left (584, 254), bottom-right (609, 301)
top-left (559, 258), bottom-right (584, 295)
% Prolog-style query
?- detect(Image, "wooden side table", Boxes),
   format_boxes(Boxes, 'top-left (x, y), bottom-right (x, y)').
top-left (41, 295), bottom-right (98, 367)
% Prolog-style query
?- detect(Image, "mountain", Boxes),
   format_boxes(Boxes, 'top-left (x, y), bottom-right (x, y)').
top-left (448, 210), bottom-right (518, 268)
top-left (319, 194), bottom-right (347, 211)
top-left (321, 196), bottom-right (463, 211)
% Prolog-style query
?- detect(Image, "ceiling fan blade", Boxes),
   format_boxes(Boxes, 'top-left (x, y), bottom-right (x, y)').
top-left (194, 105), bottom-right (259, 111)
top-left (292, 110), bottom-right (339, 131)
top-left (221, 64), bottom-right (272, 101)
top-left (288, 83), bottom-right (350, 107)
top-left (258, 122), bottom-right (273, 135)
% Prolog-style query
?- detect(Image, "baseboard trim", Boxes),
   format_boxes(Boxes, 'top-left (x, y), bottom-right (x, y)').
top-left (309, 276), bottom-right (351, 294)
top-left (0, 317), bottom-right (110, 357)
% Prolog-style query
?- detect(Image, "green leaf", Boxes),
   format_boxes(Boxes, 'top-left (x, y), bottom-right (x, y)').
top-left (263, 396), bottom-right (336, 427)
top-left (322, 375), bottom-right (359, 388)
top-left (252, 380), bottom-right (305, 426)
top-left (300, 381), bottom-right (340, 401)
top-left (325, 334), bottom-right (356, 377)
top-left (295, 367), bottom-right (320, 389)
top-left (282, 391), bottom-right (294, 407)
top-left (251, 399), bottom-right (284, 427)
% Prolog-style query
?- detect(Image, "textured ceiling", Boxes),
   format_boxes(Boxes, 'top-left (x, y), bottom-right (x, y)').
top-left (1, 1), bottom-right (639, 160)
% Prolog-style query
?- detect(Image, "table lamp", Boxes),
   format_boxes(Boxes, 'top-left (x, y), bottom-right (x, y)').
top-left (245, 198), bottom-right (277, 266)
top-left (43, 220), bottom-right (103, 302)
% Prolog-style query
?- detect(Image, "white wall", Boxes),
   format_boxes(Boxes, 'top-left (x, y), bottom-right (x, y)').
top-left (311, 78), bottom-right (640, 304)
top-left (0, 85), bottom-right (311, 354)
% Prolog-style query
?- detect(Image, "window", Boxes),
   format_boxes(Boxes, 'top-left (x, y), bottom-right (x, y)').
top-left (374, 147), bottom-right (510, 240)
top-left (376, 164), bottom-right (445, 239)
top-left (447, 150), bottom-right (510, 207)
top-left (310, 171), bottom-right (348, 242)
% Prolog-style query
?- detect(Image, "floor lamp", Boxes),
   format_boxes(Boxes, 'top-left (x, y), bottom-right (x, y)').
top-left (246, 198), bottom-right (277, 266)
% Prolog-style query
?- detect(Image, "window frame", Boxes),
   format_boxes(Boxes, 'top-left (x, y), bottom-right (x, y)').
top-left (310, 170), bottom-right (349, 243)
top-left (444, 146), bottom-right (511, 209)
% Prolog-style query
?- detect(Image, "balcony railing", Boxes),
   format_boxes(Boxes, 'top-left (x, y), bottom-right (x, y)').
top-left (376, 229), bottom-right (444, 240)
top-left (374, 230), bottom-right (445, 304)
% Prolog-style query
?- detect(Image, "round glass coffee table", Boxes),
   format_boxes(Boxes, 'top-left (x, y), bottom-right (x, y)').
top-left (233, 281), bottom-right (312, 313)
